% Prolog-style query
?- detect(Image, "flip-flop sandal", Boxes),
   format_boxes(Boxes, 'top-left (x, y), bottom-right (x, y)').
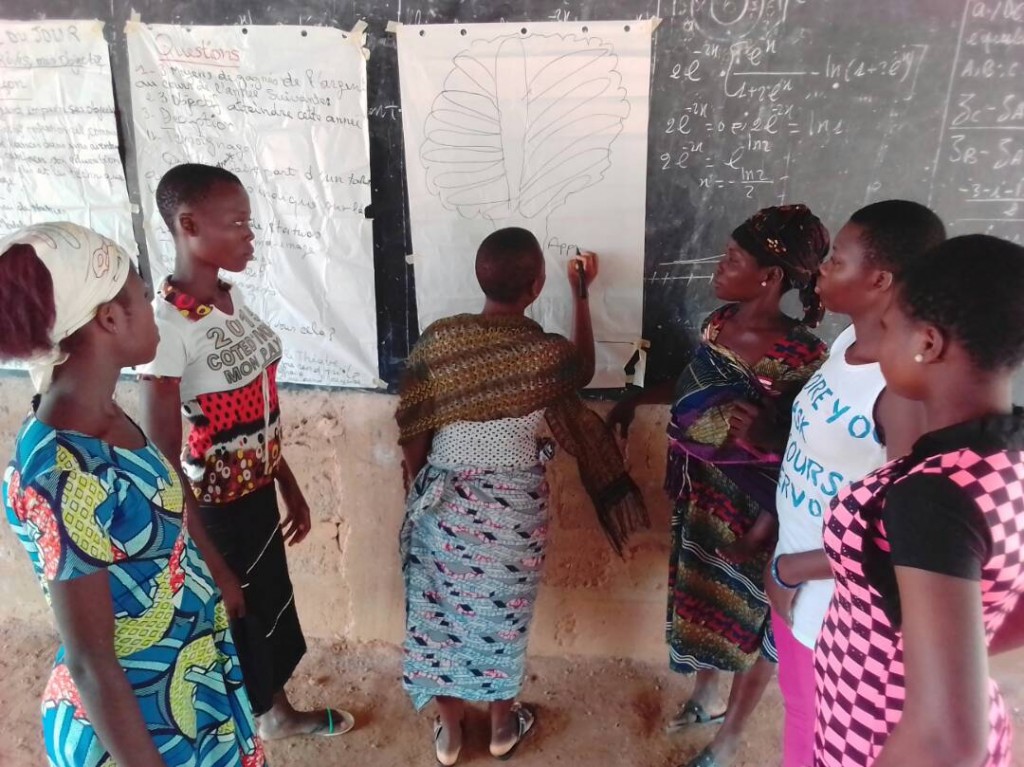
top-left (310, 708), bottom-right (355, 737)
top-left (665, 700), bottom-right (727, 734)
top-left (433, 716), bottom-right (463, 767)
top-left (493, 702), bottom-right (537, 761)
top-left (683, 746), bottom-right (723, 767)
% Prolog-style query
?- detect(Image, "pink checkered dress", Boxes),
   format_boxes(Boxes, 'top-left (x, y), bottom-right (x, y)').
top-left (814, 444), bottom-right (1024, 766)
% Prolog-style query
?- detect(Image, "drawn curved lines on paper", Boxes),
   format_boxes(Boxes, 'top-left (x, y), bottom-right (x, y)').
top-left (420, 33), bottom-right (630, 222)
top-left (690, 0), bottom-right (786, 42)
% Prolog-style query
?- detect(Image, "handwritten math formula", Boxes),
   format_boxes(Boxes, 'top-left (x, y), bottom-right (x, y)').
top-left (634, 0), bottom-right (1021, 293)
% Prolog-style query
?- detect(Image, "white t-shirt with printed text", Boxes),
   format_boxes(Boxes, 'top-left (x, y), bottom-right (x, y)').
top-left (775, 325), bottom-right (888, 648)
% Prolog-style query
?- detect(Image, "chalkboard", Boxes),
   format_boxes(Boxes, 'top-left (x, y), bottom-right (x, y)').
top-left (4, 0), bottom-right (1022, 391)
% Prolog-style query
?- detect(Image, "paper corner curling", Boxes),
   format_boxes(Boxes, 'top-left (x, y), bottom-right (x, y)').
top-left (124, 8), bottom-right (143, 35)
top-left (80, 19), bottom-right (107, 40)
top-left (347, 19), bottom-right (371, 60)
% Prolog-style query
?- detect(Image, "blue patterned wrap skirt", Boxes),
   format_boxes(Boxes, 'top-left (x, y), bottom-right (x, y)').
top-left (400, 461), bottom-right (549, 710)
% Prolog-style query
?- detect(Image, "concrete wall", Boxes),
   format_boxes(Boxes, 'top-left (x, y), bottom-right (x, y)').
top-left (0, 374), bottom-right (675, 663)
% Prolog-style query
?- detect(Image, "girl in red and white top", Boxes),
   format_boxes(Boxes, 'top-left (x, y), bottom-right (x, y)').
top-left (138, 163), bottom-right (353, 741)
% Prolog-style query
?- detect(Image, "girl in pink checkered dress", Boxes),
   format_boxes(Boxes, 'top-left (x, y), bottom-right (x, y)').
top-left (814, 234), bottom-right (1024, 767)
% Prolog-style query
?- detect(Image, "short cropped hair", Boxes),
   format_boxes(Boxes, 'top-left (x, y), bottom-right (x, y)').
top-left (156, 163), bottom-right (243, 231)
top-left (475, 227), bottom-right (544, 303)
top-left (849, 200), bottom-right (946, 276)
top-left (899, 234), bottom-right (1024, 371)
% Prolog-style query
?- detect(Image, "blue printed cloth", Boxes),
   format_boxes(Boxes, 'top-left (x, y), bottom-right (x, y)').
top-left (400, 462), bottom-right (548, 710)
top-left (3, 417), bottom-right (265, 767)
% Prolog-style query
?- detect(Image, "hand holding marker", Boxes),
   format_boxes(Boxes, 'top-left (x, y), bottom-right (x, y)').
top-left (575, 246), bottom-right (588, 299)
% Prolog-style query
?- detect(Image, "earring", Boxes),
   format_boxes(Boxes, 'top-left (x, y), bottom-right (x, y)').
top-left (914, 353), bottom-right (924, 363)
top-left (761, 280), bottom-right (768, 287)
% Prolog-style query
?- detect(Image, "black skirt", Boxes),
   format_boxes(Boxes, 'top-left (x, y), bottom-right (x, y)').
top-left (199, 483), bottom-right (307, 715)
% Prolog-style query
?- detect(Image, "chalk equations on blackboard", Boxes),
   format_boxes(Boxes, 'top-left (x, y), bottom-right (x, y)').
top-left (0, 20), bottom-right (134, 250)
top-left (125, 22), bottom-right (380, 387)
top-left (930, 0), bottom-right (1024, 243)
top-left (398, 20), bottom-right (655, 388)
top-left (639, 7), bottom-right (949, 376)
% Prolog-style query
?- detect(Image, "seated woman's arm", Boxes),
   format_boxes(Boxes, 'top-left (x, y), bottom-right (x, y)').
top-left (50, 573), bottom-right (167, 767)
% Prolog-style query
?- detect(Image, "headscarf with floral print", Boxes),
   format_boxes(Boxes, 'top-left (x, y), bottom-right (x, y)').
top-left (731, 204), bottom-right (830, 326)
top-left (0, 222), bottom-right (132, 393)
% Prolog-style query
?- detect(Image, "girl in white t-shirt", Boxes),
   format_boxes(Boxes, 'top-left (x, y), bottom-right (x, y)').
top-left (766, 200), bottom-right (945, 767)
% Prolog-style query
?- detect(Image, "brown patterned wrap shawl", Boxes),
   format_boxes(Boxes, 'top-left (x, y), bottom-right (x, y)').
top-left (396, 313), bottom-right (648, 556)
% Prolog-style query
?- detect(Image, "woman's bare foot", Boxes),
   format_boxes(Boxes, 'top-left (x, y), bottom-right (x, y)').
top-left (489, 702), bottom-right (536, 758)
top-left (433, 717), bottom-right (463, 766)
top-left (685, 733), bottom-right (741, 767)
top-left (668, 669), bottom-right (723, 731)
top-left (257, 690), bottom-right (354, 740)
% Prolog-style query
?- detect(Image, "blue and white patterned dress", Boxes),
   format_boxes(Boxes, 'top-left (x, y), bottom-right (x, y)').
top-left (4, 416), bottom-right (265, 767)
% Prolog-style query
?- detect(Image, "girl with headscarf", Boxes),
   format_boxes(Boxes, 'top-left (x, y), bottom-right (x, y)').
top-left (610, 205), bottom-right (830, 767)
top-left (0, 223), bottom-right (264, 766)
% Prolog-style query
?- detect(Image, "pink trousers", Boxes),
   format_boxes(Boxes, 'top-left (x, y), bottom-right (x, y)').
top-left (772, 610), bottom-right (816, 767)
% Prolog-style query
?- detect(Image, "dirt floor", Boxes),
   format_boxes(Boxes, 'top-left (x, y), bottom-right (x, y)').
top-left (2, 619), bottom-right (1023, 767)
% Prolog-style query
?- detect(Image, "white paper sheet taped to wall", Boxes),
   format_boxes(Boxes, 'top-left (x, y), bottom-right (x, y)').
top-left (0, 20), bottom-right (135, 251)
top-left (396, 20), bottom-right (654, 388)
top-left (125, 22), bottom-right (380, 387)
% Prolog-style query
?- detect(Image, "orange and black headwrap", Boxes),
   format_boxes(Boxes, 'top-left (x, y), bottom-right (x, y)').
top-left (732, 204), bottom-right (830, 326)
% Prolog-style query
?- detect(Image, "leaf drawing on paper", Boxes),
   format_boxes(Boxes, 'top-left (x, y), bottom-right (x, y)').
top-left (420, 33), bottom-right (630, 221)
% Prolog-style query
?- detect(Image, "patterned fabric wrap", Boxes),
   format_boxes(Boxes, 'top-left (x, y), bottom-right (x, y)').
top-left (666, 460), bottom-right (780, 674)
top-left (396, 313), bottom-right (646, 554)
top-left (665, 305), bottom-right (825, 510)
top-left (400, 462), bottom-right (548, 710)
top-left (3, 417), bottom-right (264, 767)
top-left (665, 305), bottom-right (827, 675)
top-left (667, 342), bottom-right (781, 511)
top-left (814, 443), bottom-right (1024, 767)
